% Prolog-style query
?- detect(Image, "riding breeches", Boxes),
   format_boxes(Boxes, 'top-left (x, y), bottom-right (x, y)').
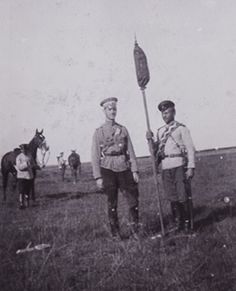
top-left (162, 166), bottom-right (191, 203)
top-left (101, 168), bottom-right (139, 233)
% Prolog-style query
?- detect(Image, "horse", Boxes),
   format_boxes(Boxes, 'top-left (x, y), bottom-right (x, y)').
top-left (68, 151), bottom-right (81, 184)
top-left (1, 129), bottom-right (49, 202)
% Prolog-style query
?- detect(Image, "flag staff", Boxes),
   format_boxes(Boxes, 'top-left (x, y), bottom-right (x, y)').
top-left (133, 39), bottom-right (165, 236)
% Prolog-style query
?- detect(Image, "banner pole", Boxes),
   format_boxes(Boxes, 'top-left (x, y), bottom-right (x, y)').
top-left (141, 88), bottom-right (165, 236)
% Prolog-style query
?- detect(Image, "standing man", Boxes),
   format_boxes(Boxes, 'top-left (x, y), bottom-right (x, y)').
top-left (147, 100), bottom-right (195, 233)
top-left (91, 97), bottom-right (139, 239)
top-left (57, 152), bottom-right (66, 181)
top-left (15, 144), bottom-right (35, 209)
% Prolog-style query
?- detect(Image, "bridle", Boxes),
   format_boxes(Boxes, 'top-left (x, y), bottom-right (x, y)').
top-left (37, 138), bottom-right (50, 167)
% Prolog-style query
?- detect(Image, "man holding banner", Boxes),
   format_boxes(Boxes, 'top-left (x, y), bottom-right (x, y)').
top-left (134, 40), bottom-right (195, 235)
top-left (146, 100), bottom-right (196, 233)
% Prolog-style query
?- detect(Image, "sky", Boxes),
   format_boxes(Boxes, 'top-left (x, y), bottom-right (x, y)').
top-left (1, 0), bottom-right (236, 164)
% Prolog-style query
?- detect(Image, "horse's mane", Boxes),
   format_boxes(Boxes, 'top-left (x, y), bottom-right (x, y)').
top-left (28, 136), bottom-right (41, 160)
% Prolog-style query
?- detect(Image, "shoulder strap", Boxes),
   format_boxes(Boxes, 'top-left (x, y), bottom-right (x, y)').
top-left (158, 122), bottom-right (182, 153)
top-left (169, 124), bottom-right (186, 152)
top-left (169, 134), bottom-right (182, 151)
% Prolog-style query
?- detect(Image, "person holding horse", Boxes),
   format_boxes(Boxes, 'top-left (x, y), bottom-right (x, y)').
top-left (15, 144), bottom-right (38, 209)
top-left (1, 129), bottom-right (49, 202)
top-left (68, 150), bottom-right (81, 184)
top-left (91, 97), bottom-right (139, 239)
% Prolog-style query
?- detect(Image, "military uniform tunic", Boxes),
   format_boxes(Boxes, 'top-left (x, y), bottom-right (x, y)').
top-left (91, 120), bottom-right (138, 179)
top-left (157, 121), bottom-right (195, 170)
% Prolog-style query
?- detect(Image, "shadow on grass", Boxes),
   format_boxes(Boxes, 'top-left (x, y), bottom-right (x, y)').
top-left (194, 204), bottom-right (236, 231)
top-left (45, 189), bottom-right (104, 201)
top-left (141, 203), bottom-right (236, 237)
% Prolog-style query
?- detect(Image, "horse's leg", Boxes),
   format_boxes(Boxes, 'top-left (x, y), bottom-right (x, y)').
top-left (72, 168), bottom-right (77, 184)
top-left (31, 179), bottom-right (35, 201)
top-left (12, 172), bottom-right (17, 191)
top-left (75, 168), bottom-right (78, 183)
top-left (70, 167), bottom-right (73, 182)
top-left (2, 172), bottom-right (8, 202)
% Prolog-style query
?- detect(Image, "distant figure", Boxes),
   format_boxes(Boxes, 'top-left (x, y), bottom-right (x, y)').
top-left (68, 150), bottom-right (81, 184)
top-left (91, 97), bottom-right (139, 239)
top-left (15, 144), bottom-right (37, 209)
top-left (57, 152), bottom-right (66, 181)
top-left (146, 100), bottom-right (195, 233)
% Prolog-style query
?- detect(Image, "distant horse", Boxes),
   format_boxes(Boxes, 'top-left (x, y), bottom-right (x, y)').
top-left (1, 129), bottom-right (49, 202)
top-left (68, 151), bottom-right (81, 184)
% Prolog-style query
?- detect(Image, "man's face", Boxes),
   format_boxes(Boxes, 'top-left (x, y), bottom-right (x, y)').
top-left (162, 107), bottom-right (175, 124)
top-left (104, 104), bottom-right (117, 120)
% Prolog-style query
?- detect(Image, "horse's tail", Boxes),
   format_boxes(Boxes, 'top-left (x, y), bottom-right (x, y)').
top-left (1, 153), bottom-right (10, 200)
top-left (1, 153), bottom-right (9, 175)
top-left (1, 150), bottom-right (20, 200)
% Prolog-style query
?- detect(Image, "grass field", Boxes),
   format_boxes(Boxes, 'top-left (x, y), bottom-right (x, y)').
top-left (1, 153), bottom-right (236, 291)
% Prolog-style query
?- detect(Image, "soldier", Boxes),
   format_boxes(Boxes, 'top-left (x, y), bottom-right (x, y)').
top-left (57, 152), bottom-right (66, 181)
top-left (91, 97), bottom-right (139, 239)
top-left (146, 100), bottom-right (195, 233)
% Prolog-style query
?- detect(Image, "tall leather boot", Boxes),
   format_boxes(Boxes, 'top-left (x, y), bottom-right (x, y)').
top-left (25, 194), bottom-right (29, 207)
top-left (180, 201), bottom-right (191, 233)
top-left (170, 201), bottom-right (182, 231)
top-left (108, 207), bottom-right (120, 238)
top-left (129, 205), bottom-right (139, 234)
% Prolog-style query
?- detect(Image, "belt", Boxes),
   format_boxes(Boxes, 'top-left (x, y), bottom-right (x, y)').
top-left (164, 154), bottom-right (183, 158)
top-left (103, 152), bottom-right (125, 156)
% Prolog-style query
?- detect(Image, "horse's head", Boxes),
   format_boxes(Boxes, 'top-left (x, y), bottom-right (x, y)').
top-left (31, 129), bottom-right (50, 167)
top-left (34, 129), bottom-right (49, 152)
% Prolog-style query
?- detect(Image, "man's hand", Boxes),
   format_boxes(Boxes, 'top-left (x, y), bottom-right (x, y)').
top-left (33, 164), bottom-right (41, 170)
top-left (146, 131), bottom-right (155, 155)
top-left (133, 172), bottom-right (139, 183)
top-left (185, 168), bottom-right (194, 180)
top-left (96, 178), bottom-right (104, 190)
top-left (146, 130), bottom-right (154, 140)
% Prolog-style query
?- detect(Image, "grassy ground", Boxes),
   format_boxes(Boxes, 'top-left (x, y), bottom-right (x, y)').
top-left (0, 153), bottom-right (236, 291)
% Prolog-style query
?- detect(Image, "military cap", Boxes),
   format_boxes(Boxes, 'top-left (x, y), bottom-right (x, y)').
top-left (100, 97), bottom-right (118, 107)
top-left (19, 144), bottom-right (28, 150)
top-left (158, 100), bottom-right (175, 112)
